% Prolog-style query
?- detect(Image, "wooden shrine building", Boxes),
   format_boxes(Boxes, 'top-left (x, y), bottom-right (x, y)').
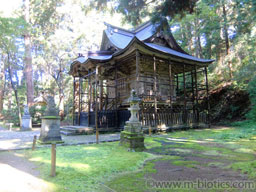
top-left (69, 21), bottom-right (214, 131)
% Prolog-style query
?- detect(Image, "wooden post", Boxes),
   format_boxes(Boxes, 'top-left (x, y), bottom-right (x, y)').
top-left (72, 77), bottom-right (75, 125)
top-left (191, 70), bottom-right (195, 115)
top-left (153, 56), bottom-right (157, 113)
top-left (176, 74), bottom-right (179, 93)
top-left (136, 50), bottom-right (140, 95)
top-left (78, 77), bottom-right (81, 125)
top-left (183, 65), bottom-right (187, 125)
top-left (32, 135), bottom-right (37, 151)
top-left (149, 126), bottom-right (152, 136)
top-left (95, 66), bottom-right (99, 144)
top-left (194, 66), bottom-right (199, 123)
top-left (153, 56), bottom-right (157, 128)
top-left (204, 67), bottom-right (211, 128)
top-left (114, 62), bottom-right (118, 128)
top-left (88, 70), bottom-right (91, 126)
top-left (51, 143), bottom-right (56, 177)
top-left (168, 61), bottom-right (172, 106)
top-left (99, 68), bottom-right (103, 110)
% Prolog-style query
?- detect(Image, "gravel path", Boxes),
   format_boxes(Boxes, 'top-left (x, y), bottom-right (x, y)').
top-left (0, 127), bottom-right (120, 151)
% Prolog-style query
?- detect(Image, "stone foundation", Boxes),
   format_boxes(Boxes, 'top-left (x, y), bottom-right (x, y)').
top-left (21, 116), bottom-right (32, 131)
top-left (120, 131), bottom-right (145, 152)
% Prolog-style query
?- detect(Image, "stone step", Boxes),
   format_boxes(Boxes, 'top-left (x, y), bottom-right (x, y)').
top-left (60, 126), bottom-right (94, 136)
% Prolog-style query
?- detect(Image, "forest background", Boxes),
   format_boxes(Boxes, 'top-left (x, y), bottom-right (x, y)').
top-left (0, 0), bottom-right (255, 126)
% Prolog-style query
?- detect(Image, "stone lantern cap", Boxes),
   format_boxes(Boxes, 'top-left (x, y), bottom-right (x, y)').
top-left (43, 96), bottom-right (59, 117)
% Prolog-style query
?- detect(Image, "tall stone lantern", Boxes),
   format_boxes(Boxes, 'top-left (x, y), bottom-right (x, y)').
top-left (120, 90), bottom-right (145, 151)
top-left (39, 96), bottom-right (63, 144)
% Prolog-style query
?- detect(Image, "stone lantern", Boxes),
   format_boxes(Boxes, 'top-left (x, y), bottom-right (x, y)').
top-left (39, 96), bottom-right (63, 144)
top-left (120, 90), bottom-right (145, 151)
top-left (21, 105), bottom-right (32, 131)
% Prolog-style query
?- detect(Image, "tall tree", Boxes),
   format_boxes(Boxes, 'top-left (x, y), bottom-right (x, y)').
top-left (23, 0), bottom-right (34, 107)
top-left (0, 17), bottom-right (26, 126)
top-left (0, 54), bottom-right (6, 117)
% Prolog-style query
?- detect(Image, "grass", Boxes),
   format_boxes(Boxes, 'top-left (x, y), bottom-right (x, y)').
top-left (25, 142), bottom-right (155, 191)
top-left (106, 121), bottom-right (256, 191)
top-left (18, 120), bottom-right (256, 191)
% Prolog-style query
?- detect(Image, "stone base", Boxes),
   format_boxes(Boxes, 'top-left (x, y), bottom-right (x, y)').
top-left (21, 116), bottom-right (32, 131)
top-left (39, 116), bottom-right (63, 144)
top-left (124, 121), bottom-right (142, 133)
top-left (120, 131), bottom-right (145, 152)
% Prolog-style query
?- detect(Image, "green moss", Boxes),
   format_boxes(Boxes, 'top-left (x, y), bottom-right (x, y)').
top-left (230, 160), bottom-right (256, 179)
top-left (144, 136), bottom-right (165, 149)
top-left (207, 162), bottom-right (225, 168)
top-left (42, 116), bottom-right (60, 119)
top-left (106, 156), bottom-right (186, 192)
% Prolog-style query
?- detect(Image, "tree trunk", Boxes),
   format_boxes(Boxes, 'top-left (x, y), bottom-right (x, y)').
top-left (222, 1), bottom-right (232, 79)
top-left (194, 17), bottom-right (203, 58)
top-left (7, 57), bottom-right (22, 127)
top-left (0, 57), bottom-right (5, 116)
top-left (24, 0), bottom-right (34, 106)
top-left (186, 23), bottom-right (193, 53)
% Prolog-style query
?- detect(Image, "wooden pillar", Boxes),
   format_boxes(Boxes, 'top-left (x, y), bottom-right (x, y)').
top-left (95, 66), bottom-right (99, 143)
top-left (78, 76), bottom-right (81, 125)
top-left (204, 67), bottom-right (210, 127)
top-left (136, 50), bottom-right (140, 95)
top-left (153, 56), bottom-right (157, 127)
top-left (88, 71), bottom-right (92, 126)
top-left (183, 65), bottom-right (187, 125)
top-left (153, 56), bottom-right (157, 114)
top-left (72, 76), bottom-right (75, 125)
top-left (194, 66), bottom-right (199, 123)
top-left (176, 74), bottom-right (179, 97)
top-left (191, 70), bottom-right (195, 114)
top-left (114, 62), bottom-right (118, 128)
top-left (99, 69), bottom-right (103, 111)
top-left (168, 61), bottom-right (172, 106)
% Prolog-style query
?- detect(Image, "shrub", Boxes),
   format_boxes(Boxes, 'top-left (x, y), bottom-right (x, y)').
top-left (246, 76), bottom-right (256, 121)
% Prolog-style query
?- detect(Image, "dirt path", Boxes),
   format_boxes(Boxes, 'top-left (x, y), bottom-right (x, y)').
top-left (145, 137), bottom-right (256, 191)
top-left (0, 151), bottom-right (50, 192)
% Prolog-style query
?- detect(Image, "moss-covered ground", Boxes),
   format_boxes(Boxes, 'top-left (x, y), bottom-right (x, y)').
top-left (19, 121), bottom-right (256, 191)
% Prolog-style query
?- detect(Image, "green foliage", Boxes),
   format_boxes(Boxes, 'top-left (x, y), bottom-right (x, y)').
top-left (88, 0), bottom-right (198, 26)
top-left (2, 108), bottom-right (20, 125)
top-left (246, 77), bottom-right (256, 121)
